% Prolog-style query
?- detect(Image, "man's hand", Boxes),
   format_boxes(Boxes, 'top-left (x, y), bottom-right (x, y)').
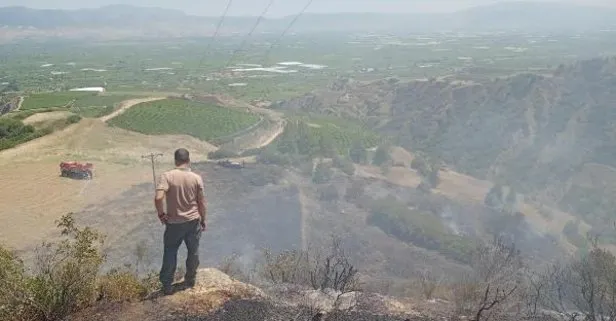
top-left (200, 218), bottom-right (207, 231)
top-left (158, 212), bottom-right (168, 225)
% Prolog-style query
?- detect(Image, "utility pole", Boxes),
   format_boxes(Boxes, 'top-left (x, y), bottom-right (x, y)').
top-left (142, 153), bottom-right (163, 187)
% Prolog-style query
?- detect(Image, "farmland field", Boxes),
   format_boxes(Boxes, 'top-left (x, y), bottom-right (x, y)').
top-left (108, 98), bottom-right (260, 141)
top-left (21, 92), bottom-right (92, 110)
top-left (2, 30), bottom-right (616, 102)
top-left (21, 92), bottom-right (144, 111)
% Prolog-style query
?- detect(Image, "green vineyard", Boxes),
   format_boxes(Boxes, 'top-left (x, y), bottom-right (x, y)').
top-left (21, 92), bottom-right (140, 112)
top-left (108, 98), bottom-right (260, 141)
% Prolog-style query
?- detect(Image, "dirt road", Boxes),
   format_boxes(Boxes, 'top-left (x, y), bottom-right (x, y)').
top-left (100, 96), bottom-right (166, 122)
top-left (252, 119), bottom-right (286, 149)
top-left (16, 96), bottom-right (23, 111)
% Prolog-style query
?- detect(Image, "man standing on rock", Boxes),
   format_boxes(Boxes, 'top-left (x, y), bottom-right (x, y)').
top-left (154, 148), bottom-right (207, 295)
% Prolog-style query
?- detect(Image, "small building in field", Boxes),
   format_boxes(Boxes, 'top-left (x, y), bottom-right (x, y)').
top-left (69, 87), bottom-right (106, 93)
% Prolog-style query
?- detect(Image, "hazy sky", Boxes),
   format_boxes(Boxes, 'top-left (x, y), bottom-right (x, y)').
top-left (0, 0), bottom-right (614, 17)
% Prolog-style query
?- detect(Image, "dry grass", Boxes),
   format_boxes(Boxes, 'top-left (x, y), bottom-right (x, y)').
top-left (22, 111), bottom-right (73, 126)
top-left (0, 117), bottom-right (216, 250)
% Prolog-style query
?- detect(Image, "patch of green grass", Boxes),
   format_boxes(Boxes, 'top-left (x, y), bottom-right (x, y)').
top-left (108, 98), bottom-right (260, 141)
top-left (21, 92), bottom-right (92, 110)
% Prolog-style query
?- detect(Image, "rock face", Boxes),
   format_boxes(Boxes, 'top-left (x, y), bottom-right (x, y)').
top-left (69, 268), bottom-right (425, 321)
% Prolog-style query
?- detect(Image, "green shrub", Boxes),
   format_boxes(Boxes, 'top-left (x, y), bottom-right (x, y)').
top-left (0, 213), bottom-right (159, 320)
top-left (65, 115), bottom-right (82, 125)
top-left (372, 144), bottom-right (391, 166)
top-left (26, 214), bottom-right (105, 320)
top-left (0, 246), bottom-right (30, 321)
top-left (312, 162), bottom-right (332, 184)
top-left (332, 155), bottom-right (355, 176)
top-left (411, 156), bottom-right (429, 176)
top-left (0, 118), bottom-right (53, 151)
top-left (256, 148), bottom-right (292, 165)
top-left (97, 269), bottom-right (151, 303)
top-left (349, 139), bottom-right (368, 164)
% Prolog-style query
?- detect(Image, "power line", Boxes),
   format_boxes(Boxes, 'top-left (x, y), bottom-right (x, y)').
top-left (197, 0), bottom-right (234, 70)
top-left (260, 0), bottom-right (314, 65)
top-left (223, 0), bottom-right (275, 70)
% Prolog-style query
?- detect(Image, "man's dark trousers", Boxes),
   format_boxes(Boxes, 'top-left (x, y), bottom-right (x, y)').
top-left (159, 219), bottom-right (202, 287)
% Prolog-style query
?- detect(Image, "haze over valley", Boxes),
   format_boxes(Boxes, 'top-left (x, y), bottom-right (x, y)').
top-left (2, 1), bottom-right (616, 320)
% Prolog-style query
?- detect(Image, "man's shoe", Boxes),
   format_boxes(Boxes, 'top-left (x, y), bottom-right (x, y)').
top-left (162, 285), bottom-right (174, 296)
top-left (183, 279), bottom-right (196, 288)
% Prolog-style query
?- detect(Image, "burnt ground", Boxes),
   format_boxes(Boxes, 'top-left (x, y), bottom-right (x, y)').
top-left (182, 299), bottom-right (426, 321)
top-left (71, 162), bottom-right (302, 274)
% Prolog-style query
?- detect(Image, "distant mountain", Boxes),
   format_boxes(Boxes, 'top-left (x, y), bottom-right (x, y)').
top-left (0, 2), bottom-right (614, 38)
top-left (449, 1), bottom-right (616, 31)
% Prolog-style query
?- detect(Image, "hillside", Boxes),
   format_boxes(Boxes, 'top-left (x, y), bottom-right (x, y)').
top-left (0, 116), bottom-right (216, 248)
top-left (0, 2), bottom-right (615, 42)
top-left (273, 56), bottom-right (616, 245)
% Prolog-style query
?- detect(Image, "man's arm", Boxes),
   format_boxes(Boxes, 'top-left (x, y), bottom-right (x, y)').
top-left (154, 173), bottom-right (168, 224)
top-left (196, 176), bottom-right (207, 228)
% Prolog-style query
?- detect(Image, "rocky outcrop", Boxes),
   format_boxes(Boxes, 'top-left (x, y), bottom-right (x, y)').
top-left (69, 269), bottom-right (265, 321)
top-left (69, 268), bottom-right (430, 321)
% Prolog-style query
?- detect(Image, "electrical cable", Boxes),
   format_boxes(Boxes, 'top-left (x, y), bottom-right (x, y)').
top-left (197, 0), bottom-right (234, 70)
top-left (260, 0), bottom-right (314, 65)
top-left (222, 0), bottom-right (276, 69)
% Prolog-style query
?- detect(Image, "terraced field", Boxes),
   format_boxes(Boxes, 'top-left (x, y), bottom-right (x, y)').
top-left (108, 98), bottom-right (261, 142)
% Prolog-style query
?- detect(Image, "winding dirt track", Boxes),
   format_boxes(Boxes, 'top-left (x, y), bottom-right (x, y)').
top-left (100, 97), bottom-right (166, 122)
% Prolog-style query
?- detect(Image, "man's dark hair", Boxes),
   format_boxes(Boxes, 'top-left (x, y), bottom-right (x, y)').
top-left (174, 148), bottom-right (190, 165)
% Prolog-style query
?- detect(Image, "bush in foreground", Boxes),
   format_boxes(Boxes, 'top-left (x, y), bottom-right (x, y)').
top-left (0, 213), bottom-right (158, 321)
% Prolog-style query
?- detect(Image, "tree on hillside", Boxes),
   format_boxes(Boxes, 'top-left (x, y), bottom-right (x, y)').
top-left (372, 144), bottom-right (391, 166)
top-left (411, 156), bottom-right (430, 177)
top-left (411, 154), bottom-right (441, 191)
top-left (485, 184), bottom-right (505, 209)
top-left (0, 118), bottom-right (34, 140)
top-left (313, 162), bottom-right (333, 184)
top-left (349, 139), bottom-right (368, 164)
